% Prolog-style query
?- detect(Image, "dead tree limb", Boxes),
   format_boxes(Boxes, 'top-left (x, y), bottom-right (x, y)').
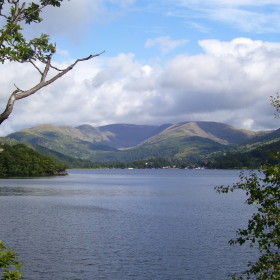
top-left (0, 51), bottom-right (105, 125)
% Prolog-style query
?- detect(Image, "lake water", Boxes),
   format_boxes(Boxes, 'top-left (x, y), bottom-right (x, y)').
top-left (0, 169), bottom-right (256, 280)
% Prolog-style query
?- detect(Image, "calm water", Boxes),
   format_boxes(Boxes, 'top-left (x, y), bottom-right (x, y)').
top-left (0, 169), bottom-right (256, 280)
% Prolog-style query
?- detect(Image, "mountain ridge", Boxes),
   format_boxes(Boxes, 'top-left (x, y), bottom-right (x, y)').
top-left (6, 121), bottom-right (274, 162)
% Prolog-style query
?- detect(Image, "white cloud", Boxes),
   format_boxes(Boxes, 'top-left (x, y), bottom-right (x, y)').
top-left (141, 65), bottom-right (153, 77)
top-left (188, 22), bottom-right (211, 33)
top-left (145, 36), bottom-right (188, 54)
top-left (169, 0), bottom-right (280, 33)
top-left (175, 0), bottom-right (280, 9)
top-left (0, 38), bottom-right (280, 136)
top-left (155, 38), bottom-right (280, 126)
top-left (25, 0), bottom-right (136, 43)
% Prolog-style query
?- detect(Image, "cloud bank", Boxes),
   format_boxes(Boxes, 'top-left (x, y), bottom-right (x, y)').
top-left (0, 38), bottom-right (279, 136)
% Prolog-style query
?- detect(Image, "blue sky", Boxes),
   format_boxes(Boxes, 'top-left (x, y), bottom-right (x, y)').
top-left (52, 0), bottom-right (280, 59)
top-left (1, 0), bottom-right (280, 135)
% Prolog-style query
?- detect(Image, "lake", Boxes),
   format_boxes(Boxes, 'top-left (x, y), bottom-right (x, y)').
top-left (0, 169), bottom-right (256, 280)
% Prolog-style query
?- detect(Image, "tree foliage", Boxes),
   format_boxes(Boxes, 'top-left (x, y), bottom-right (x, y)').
top-left (0, 1), bottom-right (102, 278)
top-left (208, 140), bottom-right (280, 169)
top-left (215, 96), bottom-right (280, 279)
top-left (0, 0), bottom-right (103, 125)
top-left (271, 93), bottom-right (280, 118)
top-left (0, 241), bottom-right (22, 280)
top-left (216, 161), bottom-right (280, 279)
top-left (0, 0), bottom-right (62, 63)
top-left (0, 143), bottom-right (67, 176)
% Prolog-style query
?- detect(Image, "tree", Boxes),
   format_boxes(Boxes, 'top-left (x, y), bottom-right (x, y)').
top-left (216, 165), bottom-right (280, 279)
top-left (215, 97), bottom-right (280, 279)
top-left (0, 0), bottom-right (104, 125)
top-left (0, 241), bottom-right (23, 280)
top-left (0, 1), bottom-right (104, 278)
top-left (271, 93), bottom-right (280, 118)
top-left (0, 143), bottom-right (67, 176)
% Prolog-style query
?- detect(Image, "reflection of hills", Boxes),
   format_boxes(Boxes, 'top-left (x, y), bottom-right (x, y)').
top-left (0, 186), bottom-right (80, 196)
top-left (0, 186), bottom-right (54, 196)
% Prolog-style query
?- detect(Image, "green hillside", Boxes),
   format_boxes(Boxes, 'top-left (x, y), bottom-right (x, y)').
top-left (0, 143), bottom-right (67, 177)
top-left (207, 140), bottom-right (280, 169)
top-left (237, 128), bottom-right (280, 152)
top-left (112, 136), bottom-right (226, 162)
top-left (8, 124), bottom-right (117, 160)
top-left (143, 121), bottom-right (261, 145)
top-left (6, 121), bottom-right (271, 164)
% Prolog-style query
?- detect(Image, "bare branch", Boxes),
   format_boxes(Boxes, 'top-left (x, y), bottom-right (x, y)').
top-left (0, 51), bottom-right (105, 125)
top-left (12, 0), bottom-right (19, 21)
top-left (50, 64), bottom-right (64, 72)
top-left (8, 0), bottom-right (19, 4)
top-left (9, 0), bottom-right (26, 23)
top-left (15, 2), bottom-right (27, 22)
top-left (13, 83), bottom-right (23, 92)
top-left (0, 13), bottom-right (9, 20)
top-left (0, 90), bottom-right (19, 125)
top-left (41, 55), bottom-right (52, 82)
top-left (0, 1), bottom-right (4, 13)
top-left (28, 59), bottom-right (43, 75)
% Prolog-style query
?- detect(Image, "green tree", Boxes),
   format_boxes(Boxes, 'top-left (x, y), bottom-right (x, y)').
top-left (216, 164), bottom-right (280, 279)
top-left (0, 143), bottom-right (67, 176)
top-left (0, 241), bottom-right (23, 280)
top-left (215, 96), bottom-right (280, 279)
top-left (0, 0), bottom-right (103, 125)
top-left (271, 93), bottom-right (280, 118)
top-left (0, 1), bottom-right (103, 278)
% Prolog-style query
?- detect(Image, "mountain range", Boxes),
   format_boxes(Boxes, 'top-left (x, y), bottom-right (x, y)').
top-left (5, 121), bottom-right (277, 164)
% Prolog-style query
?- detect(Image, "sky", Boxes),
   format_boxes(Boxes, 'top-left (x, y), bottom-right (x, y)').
top-left (1, 0), bottom-right (280, 135)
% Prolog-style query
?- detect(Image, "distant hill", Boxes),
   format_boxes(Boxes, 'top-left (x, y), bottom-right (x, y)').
top-left (6, 121), bottom-right (272, 163)
top-left (240, 128), bottom-right (280, 150)
top-left (78, 123), bottom-right (171, 148)
top-left (142, 121), bottom-right (259, 145)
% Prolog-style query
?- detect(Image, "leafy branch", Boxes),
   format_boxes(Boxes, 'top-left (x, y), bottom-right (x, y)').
top-left (0, 0), bottom-right (104, 125)
top-left (215, 157), bottom-right (280, 279)
top-left (0, 240), bottom-right (23, 280)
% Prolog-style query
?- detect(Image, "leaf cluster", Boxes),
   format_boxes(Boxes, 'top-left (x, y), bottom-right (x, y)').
top-left (215, 155), bottom-right (280, 279)
top-left (0, 0), bottom-right (102, 128)
top-left (271, 94), bottom-right (280, 119)
top-left (0, 241), bottom-right (22, 280)
top-left (0, 0), bottom-right (63, 64)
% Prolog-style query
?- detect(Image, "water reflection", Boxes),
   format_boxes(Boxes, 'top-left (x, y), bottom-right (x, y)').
top-left (0, 186), bottom-right (64, 196)
top-left (0, 169), bottom-right (254, 280)
top-left (0, 184), bottom-right (171, 198)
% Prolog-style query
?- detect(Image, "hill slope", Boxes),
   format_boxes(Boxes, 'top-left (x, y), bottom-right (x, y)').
top-left (143, 121), bottom-right (259, 145)
top-left (208, 139), bottom-right (280, 169)
top-left (0, 143), bottom-right (67, 177)
top-left (78, 123), bottom-right (170, 148)
top-left (6, 121), bottom-right (270, 162)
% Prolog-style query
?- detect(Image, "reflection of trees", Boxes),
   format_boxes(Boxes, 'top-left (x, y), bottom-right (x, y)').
top-left (0, 186), bottom-right (59, 196)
